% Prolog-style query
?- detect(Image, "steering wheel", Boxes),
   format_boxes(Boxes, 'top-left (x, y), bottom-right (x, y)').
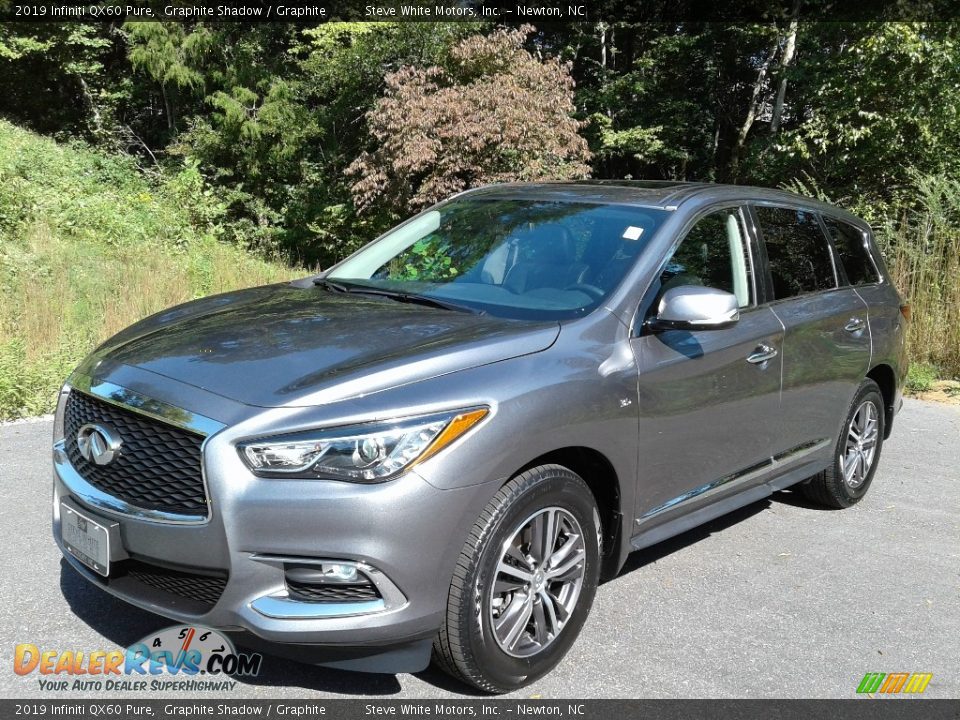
top-left (563, 283), bottom-right (606, 300)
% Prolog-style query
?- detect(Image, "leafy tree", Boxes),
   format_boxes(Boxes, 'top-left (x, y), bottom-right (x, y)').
top-left (348, 25), bottom-right (591, 217)
top-left (165, 22), bottom-right (466, 263)
top-left (0, 24), bottom-right (118, 139)
top-left (560, 22), bottom-right (789, 182)
top-left (282, 22), bottom-right (469, 263)
top-left (744, 22), bottom-right (960, 215)
top-left (127, 23), bottom-right (213, 135)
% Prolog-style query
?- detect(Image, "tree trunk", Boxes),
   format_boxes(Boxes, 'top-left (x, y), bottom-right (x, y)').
top-left (770, 1), bottom-right (801, 134)
top-left (598, 22), bottom-right (607, 70)
top-left (729, 30), bottom-right (780, 181)
top-left (598, 22), bottom-right (612, 122)
top-left (161, 83), bottom-right (174, 133)
top-left (78, 76), bottom-right (102, 137)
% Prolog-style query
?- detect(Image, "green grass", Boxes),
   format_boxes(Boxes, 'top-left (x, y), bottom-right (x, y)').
top-left (0, 121), bottom-right (296, 419)
top-left (905, 363), bottom-right (940, 394)
top-left (875, 175), bottom-right (960, 383)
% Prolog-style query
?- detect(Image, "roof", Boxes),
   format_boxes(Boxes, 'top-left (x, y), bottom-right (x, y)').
top-left (459, 180), bottom-right (866, 227)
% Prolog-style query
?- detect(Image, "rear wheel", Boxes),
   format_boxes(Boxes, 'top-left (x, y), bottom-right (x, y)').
top-left (801, 378), bottom-right (885, 508)
top-left (433, 465), bottom-right (601, 693)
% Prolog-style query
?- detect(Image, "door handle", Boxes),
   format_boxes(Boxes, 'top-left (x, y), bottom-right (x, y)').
top-left (844, 317), bottom-right (866, 333)
top-left (747, 344), bottom-right (778, 365)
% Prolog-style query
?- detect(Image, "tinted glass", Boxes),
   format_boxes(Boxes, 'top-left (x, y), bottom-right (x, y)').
top-left (328, 199), bottom-right (669, 320)
top-left (659, 208), bottom-right (753, 307)
top-left (822, 216), bottom-right (879, 285)
top-left (755, 206), bottom-right (836, 299)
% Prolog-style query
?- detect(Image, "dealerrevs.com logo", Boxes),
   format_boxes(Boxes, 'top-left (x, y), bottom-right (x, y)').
top-left (14, 625), bottom-right (262, 692)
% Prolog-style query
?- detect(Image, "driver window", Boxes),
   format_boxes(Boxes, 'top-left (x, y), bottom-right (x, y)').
top-left (658, 208), bottom-right (753, 308)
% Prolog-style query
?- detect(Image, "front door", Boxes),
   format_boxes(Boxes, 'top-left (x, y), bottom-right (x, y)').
top-left (630, 206), bottom-right (784, 533)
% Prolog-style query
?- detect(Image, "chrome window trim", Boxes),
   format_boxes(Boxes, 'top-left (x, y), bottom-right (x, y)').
top-left (57, 374), bottom-right (225, 525)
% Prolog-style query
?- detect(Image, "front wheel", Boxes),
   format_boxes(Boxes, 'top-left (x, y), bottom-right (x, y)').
top-left (801, 378), bottom-right (885, 508)
top-left (433, 465), bottom-right (601, 693)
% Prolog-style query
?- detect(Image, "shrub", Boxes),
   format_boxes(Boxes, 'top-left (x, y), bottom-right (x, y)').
top-left (348, 25), bottom-right (591, 217)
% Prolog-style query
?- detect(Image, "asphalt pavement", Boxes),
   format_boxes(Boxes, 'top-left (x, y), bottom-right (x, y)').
top-left (1, 398), bottom-right (957, 699)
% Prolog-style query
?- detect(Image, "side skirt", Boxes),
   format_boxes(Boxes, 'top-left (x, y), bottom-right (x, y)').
top-left (629, 443), bottom-right (830, 553)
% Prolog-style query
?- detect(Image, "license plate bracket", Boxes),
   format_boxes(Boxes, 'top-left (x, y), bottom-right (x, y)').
top-left (60, 503), bottom-right (112, 576)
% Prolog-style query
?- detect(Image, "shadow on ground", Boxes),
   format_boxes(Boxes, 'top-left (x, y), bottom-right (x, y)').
top-left (613, 486), bottom-right (832, 580)
top-left (58, 560), bottom-right (478, 695)
top-left (58, 487), bottom-right (821, 696)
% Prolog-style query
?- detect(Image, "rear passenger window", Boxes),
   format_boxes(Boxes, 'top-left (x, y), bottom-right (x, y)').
top-left (755, 206), bottom-right (836, 299)
top-left (822, 216), bottom-right (880, 285)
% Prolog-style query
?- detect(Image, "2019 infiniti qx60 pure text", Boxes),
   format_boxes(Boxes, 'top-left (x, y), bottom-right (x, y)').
top-left (52, 181), bottom-right (907, 692)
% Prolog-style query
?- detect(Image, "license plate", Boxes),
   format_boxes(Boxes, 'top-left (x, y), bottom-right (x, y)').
top-left (61, 503), bottom-right (110, 576)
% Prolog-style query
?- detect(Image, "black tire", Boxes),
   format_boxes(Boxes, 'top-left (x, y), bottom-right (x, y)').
top-left (801, 379), bottom-right (885, 509)
top-left (432, 464), bottom-right (602, 693)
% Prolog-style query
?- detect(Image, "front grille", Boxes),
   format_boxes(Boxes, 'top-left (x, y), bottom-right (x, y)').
top-left (64, 390), bottom-right (208, 517)
top-left (126, 561), bottom-right (227, 607)
top-left (286, 579), bottom-right (381, 603)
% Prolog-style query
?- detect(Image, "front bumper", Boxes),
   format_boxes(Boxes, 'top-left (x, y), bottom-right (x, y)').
top-left (53, 427), bottom-right (497, 653)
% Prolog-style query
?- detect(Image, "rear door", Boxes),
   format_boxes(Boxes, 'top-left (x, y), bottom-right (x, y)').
top-left (630, 205), bottom-right (784, 530)
top-left (751, 204), bottom-right (872, 459)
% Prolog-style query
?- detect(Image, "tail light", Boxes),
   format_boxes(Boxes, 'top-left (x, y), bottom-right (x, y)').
top-left (899, 303), bottom-right (911, 322)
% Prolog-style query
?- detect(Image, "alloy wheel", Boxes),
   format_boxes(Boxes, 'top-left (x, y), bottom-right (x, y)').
top-left (488, 507), bottom-right (586, 658)
top-left (842, 400), bottom-right (880, 489)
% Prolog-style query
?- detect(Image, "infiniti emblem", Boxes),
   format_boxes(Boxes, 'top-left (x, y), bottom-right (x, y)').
top-left (77, 423), bottom-right (122, 466)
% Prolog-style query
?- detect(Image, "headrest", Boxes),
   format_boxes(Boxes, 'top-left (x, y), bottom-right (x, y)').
top-left (514, 223), bottom-right (575, 264)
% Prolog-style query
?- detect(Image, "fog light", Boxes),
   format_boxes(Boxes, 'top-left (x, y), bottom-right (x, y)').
top-left (321, 563), bottom-right (359, 583)
top-left (284, 562), bottom-right (360, 586)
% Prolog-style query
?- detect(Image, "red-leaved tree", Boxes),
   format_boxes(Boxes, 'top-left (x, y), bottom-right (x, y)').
top-left (348, 26), bottom-right (591, 215)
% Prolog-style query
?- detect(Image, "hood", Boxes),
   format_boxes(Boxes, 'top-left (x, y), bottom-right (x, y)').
top-left (82, 283), bottom-right (560, 408)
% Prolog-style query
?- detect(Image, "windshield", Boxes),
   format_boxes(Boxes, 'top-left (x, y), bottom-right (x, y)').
top-left (326, 198), bottom-right (668, 320)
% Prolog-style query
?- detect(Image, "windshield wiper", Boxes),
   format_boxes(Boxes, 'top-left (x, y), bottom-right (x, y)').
top-left (315, 279), bottom-right (484, 315)
top-left (313, 277), bottom-right (351, 293)
top-left (391, 292), bottom-right (486, 315)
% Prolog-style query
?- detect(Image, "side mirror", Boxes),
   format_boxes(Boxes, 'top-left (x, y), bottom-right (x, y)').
top-left (647, 285), bottom-right (740, 332)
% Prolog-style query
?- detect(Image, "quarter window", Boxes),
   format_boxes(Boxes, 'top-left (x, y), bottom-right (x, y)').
top-left (822, 216), bottom-right (880, 285)
top-left (755, 206), bottom-right (836, 299)
top-left (658, 208), bottom-right (753, 308)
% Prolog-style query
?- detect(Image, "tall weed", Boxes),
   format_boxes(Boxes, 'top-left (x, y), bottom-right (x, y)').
top-left (0, 121), bottom-right (295, 419)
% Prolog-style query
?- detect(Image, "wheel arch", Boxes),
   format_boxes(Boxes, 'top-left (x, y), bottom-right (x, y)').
top-left (866, 363), bottom-right (897, 438)
top-left (515, 446), bottom-right (624, 580)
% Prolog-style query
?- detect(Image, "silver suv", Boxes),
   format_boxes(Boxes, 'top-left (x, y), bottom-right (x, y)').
top-left (52, 181), bottom-right (907, 692)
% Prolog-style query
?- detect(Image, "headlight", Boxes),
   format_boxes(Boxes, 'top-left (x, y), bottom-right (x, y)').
top-left (237, 407), bottom-right (489, 482)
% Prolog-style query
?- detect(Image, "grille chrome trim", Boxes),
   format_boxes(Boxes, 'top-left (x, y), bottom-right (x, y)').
top-left (55, 442), bottom-right (211, 525)
top-left (70, 372), bottom-right (226, 437)
top-left (56, 375), bottom-right (225, 525)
